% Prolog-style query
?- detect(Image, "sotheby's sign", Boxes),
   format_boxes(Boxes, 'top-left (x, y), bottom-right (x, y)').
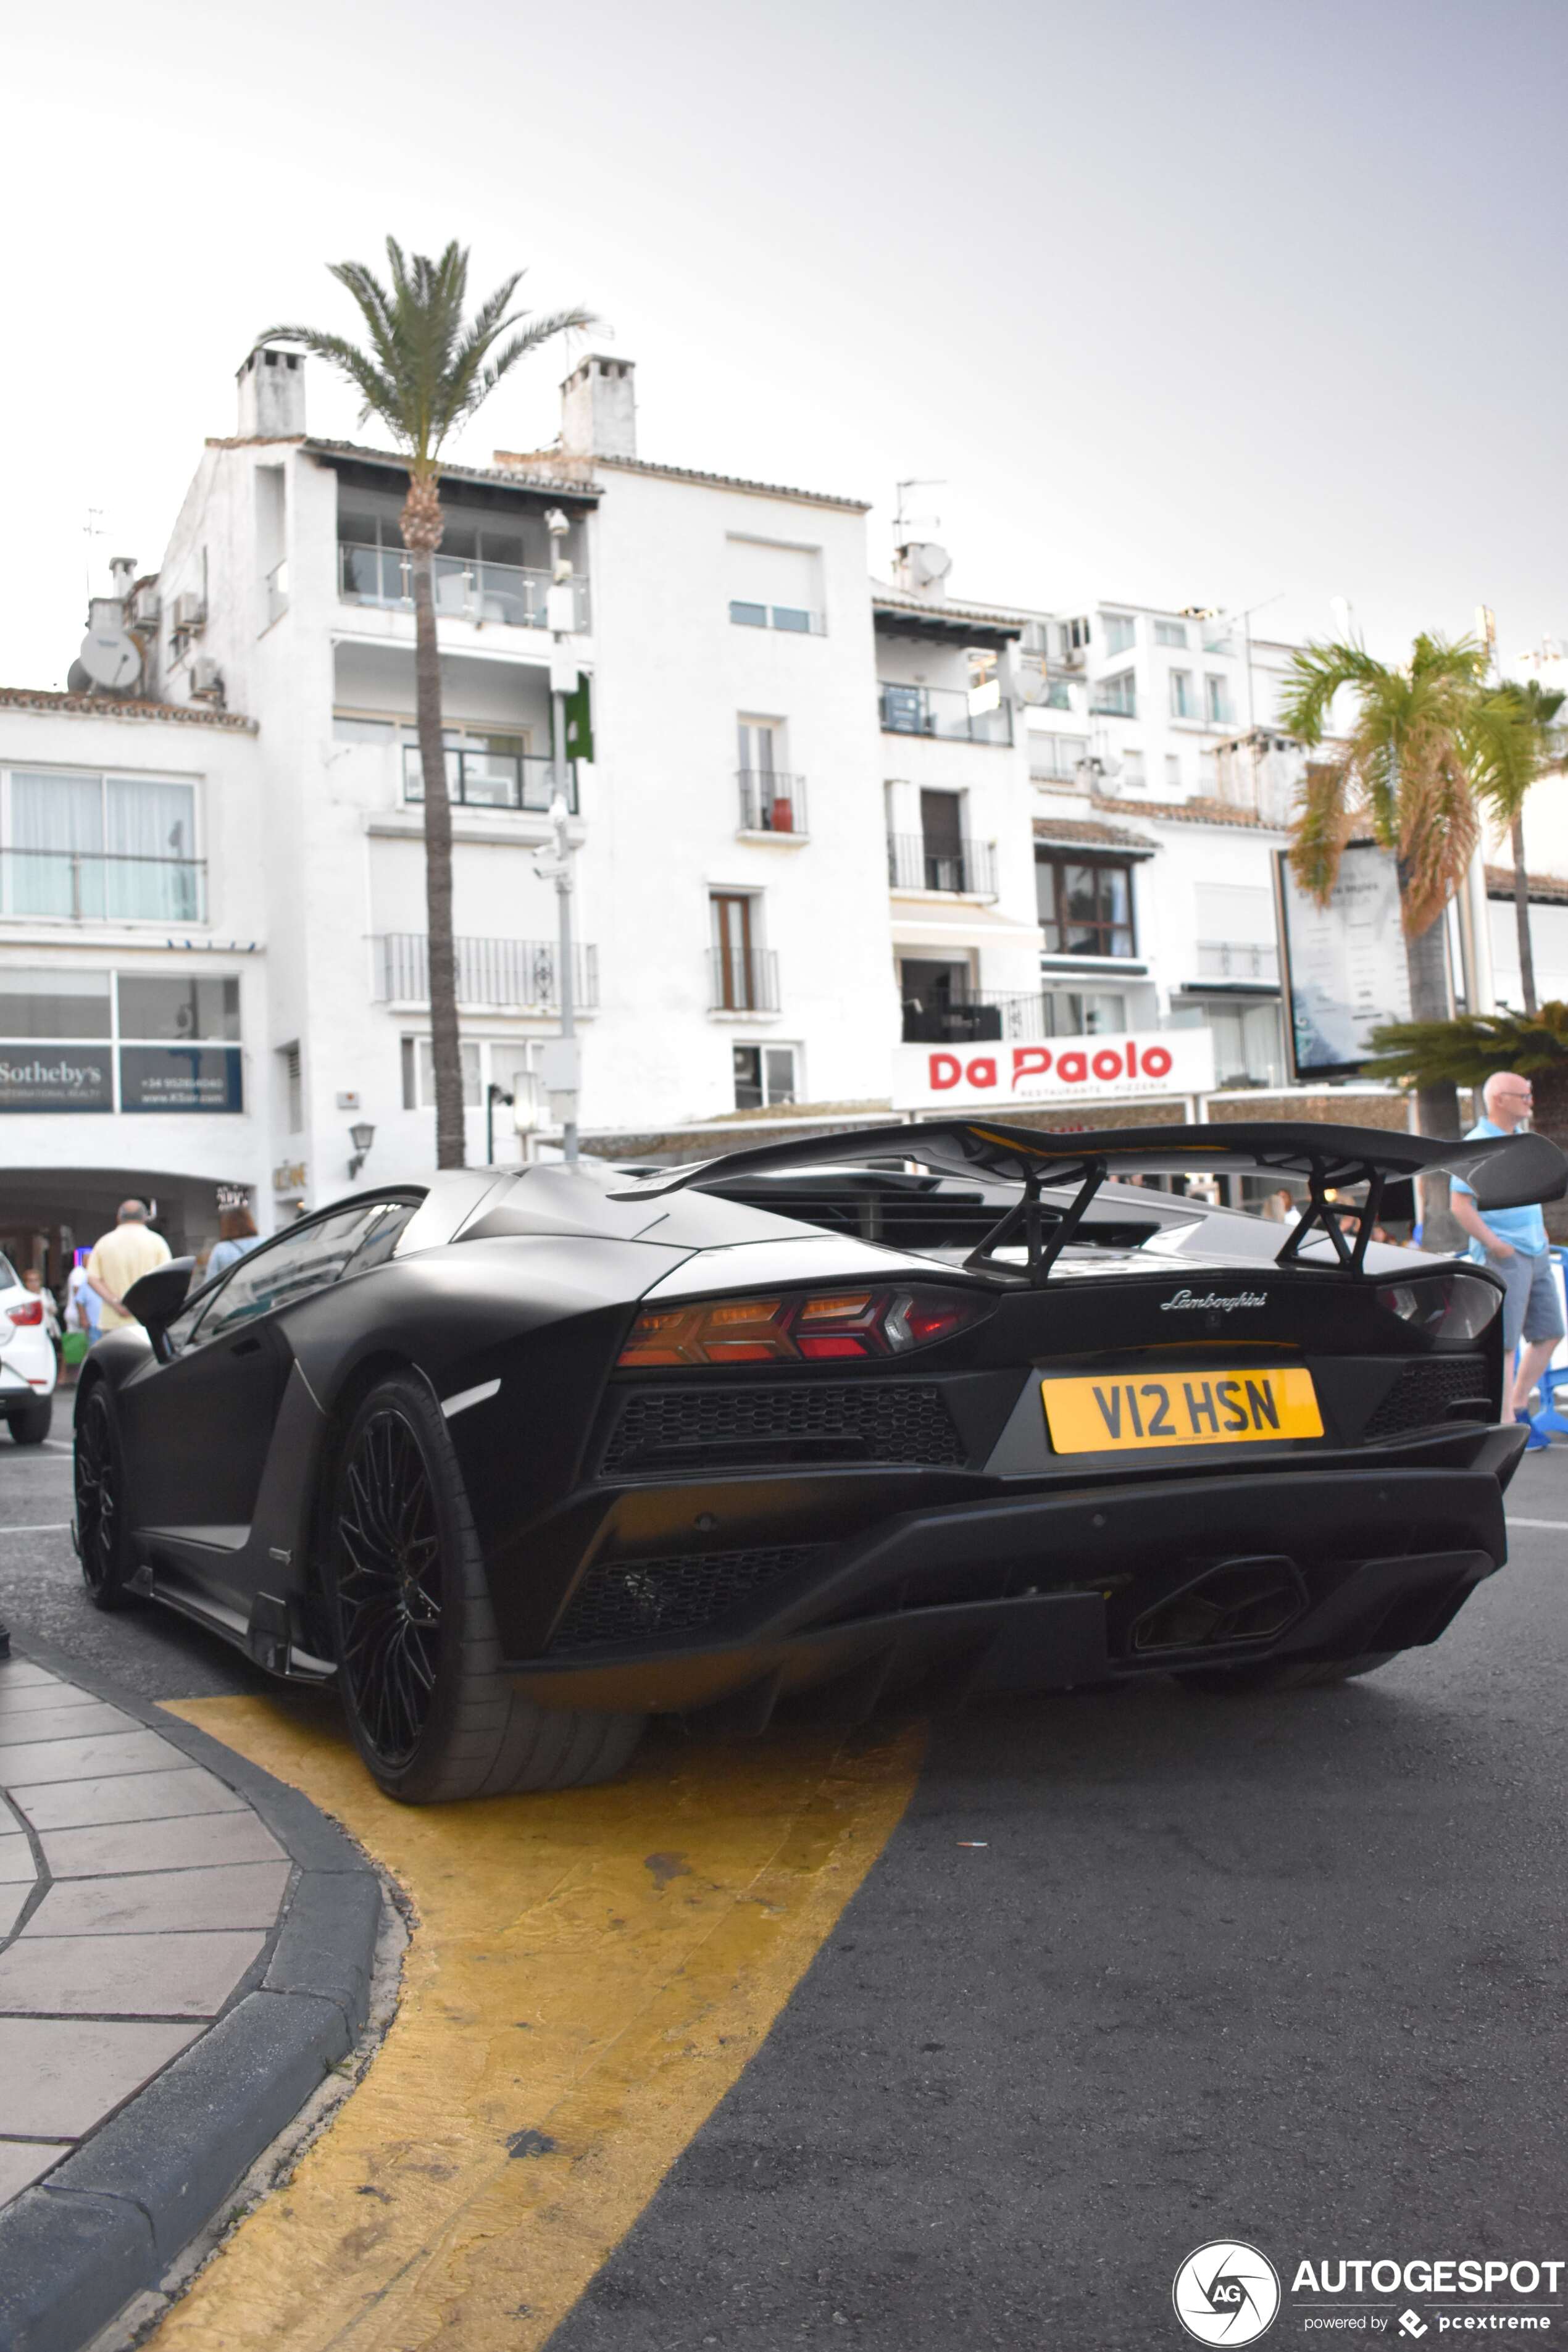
top-left (891, 1027), bottom-right (1216, 1111)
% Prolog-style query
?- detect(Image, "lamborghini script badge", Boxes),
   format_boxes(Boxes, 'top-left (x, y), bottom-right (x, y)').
top-left (1159, 1288), bottom-right (1267, 1312)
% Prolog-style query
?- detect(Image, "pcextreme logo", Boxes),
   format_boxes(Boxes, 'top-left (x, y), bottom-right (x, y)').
top-left (1174, 2241), bottom-right (1283, 2345)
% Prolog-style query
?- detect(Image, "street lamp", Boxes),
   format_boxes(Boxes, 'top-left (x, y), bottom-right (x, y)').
top-left (348, 1120), bottom-right (375, 1179)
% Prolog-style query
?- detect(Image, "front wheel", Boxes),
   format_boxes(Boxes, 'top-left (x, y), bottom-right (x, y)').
top-left (9, 1399), bottom-right (53, 1446)
top-left (1178, 1652), bottom-right (1396, 1696)
top-left (75, 1385), bottom-right (136, 1610)
top-left (326, 1373), bottom-right (645, 1804)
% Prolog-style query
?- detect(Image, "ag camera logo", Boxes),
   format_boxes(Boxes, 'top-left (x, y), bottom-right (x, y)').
top-left (1172, 2241), bottom-right (1282, 2344)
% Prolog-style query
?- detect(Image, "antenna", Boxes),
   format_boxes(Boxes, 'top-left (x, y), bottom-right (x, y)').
top-left (894, 477), bottom-right (945, 538)
top-left (83, 507), bottom-right (104, 601)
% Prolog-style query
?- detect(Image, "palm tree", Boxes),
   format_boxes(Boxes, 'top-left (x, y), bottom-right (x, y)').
top-left (1279, 634), bottom-right (1491, 1243)
top-left (1467, 678), bottom-right (1566, 1017)
top-left (261, 241), bottom-right (594, 1168)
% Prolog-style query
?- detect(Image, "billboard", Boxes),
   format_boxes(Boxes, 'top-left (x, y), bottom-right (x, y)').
top-left (892, 1027), bottom-right (1216, 1112)
top-left (1274, 843), bottom-right (1411, 1083)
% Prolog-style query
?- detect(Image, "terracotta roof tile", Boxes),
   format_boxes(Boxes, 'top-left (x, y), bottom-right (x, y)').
top-left (1095, 793), bottom-right (1278, 832)
top-left (0, 688), bottom-right (257, 733)
top-left (1485, 862), bottom-right (1568, 904)
top-left (1032, 815), bottom-right (1158, 851)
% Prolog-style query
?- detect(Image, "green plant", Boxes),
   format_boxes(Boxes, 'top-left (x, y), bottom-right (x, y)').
top-left (261, 243), bottom-right (594, 1167)
top-left (1364, 1002), bottom-right (1568, 1235)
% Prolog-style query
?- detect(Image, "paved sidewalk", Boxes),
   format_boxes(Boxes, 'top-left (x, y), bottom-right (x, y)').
top-left (0, 1643), bottom-right (385, 2352)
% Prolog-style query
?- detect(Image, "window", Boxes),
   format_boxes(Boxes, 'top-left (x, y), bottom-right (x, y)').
top-left (1206, 675), bottom-right (1233, 725)
top-left (727, 538), bottom-right (824, 634)
top-left (1036, 855), bottom-right (1136, 957)
top-left (1154, 619), bottom-right (1188, 648)
top-left (1, 769), bottom-right (201, 923)
top-left (711, 892), bottom-right (765, 1011)
top-left (1101, 614), bottom-right (1136, 655)
top-left (1042, 990), bottom-right (1128, 1036)
top-left (1059, 617), bottom-right (1090, 654)
top-left (1169, 670), bottom-right (1195, 720)
top-left (1120, 751), bottom-right (1146, 787)
top-left (402, 1038), bottom-right (482, 1109)
top-left (733, 1045), bottom-right (798, 1109)
top-left (1020, 620), bottom-right (1051, 656)
top-left (1164, 754), bottom-right (1182, 790)
top-left (192, 1203), bottom-right (391, 1346)
top-left (1030, 733), bottom-right (1090, 781)
top-left (0, 969), bottom-right (240, 1115)
top-left (1091, 671), bottom-right (1136, 719)
top-left (1170, 997), bottom-right (1284, 1088)
top-left (1044, 677), bottom-right (1074, 711)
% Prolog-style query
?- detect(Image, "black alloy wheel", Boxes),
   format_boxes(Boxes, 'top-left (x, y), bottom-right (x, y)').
top-left (327, 1372), bottom-right (646, 1804)
top-left (75, 1385), bottom-right (133, 1610)
top-left (336, 1403), bottom-right (445, 1769)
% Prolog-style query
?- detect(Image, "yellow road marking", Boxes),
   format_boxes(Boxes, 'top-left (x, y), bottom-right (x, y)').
top-left (151, 1696), bottom-right (924, 2351)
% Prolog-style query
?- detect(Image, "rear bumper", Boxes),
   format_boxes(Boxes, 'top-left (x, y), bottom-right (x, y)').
top-left (504, 1437), bottom-right (1522, 1714)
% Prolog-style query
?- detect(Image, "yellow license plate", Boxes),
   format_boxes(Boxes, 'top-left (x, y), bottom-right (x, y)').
top-left (1042, 1366), bottom-right (1324, 1453)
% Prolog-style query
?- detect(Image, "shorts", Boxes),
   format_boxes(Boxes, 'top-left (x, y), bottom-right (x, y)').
top-left (1483, 1248), bottom-right (1566, 1359)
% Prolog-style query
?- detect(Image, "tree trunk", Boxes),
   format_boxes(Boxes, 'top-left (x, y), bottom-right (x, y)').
top-left (411, 549), bottom-right (464, 1169)
top-left (1400, 875), bottom-right (1462, 1250)
top-left (1512, 814), bottom-right (1538, 1017)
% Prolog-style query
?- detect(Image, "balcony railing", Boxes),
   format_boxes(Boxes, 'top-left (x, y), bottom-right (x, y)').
top-left (403, 746), bottom-right (578, 815)
top-left (374, 934), bottom-right (599, 1011)
top-left (339, 543), bottom-right (592, 633)
top-left (1029, 735), bottom-right (1091, 781)
top-left (878, 682), bottom-right (1012, 746)
top-left (0, 848), bottom-right (206, 925)
top-left (737, 770), bottom-right (808, 836)
top-left (708, 946), bottom-right (780, 1014)
top-left (886, 833), bottom-right (998, 897)
top-left (900, 990), bottom-right (1059, 1045)
top-left (1090, 688), bottom-right (1138, 719)
top-left (1196, 940), bottom-right (1278, 983)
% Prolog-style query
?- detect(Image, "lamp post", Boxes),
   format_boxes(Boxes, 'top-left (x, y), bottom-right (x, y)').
top-left (540, 509), bottom-right (580, 1164)
top-left (348, 1121), bottom-right (375, 1180)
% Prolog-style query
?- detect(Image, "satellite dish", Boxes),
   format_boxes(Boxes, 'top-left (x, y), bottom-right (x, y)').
top-left (78, 598), bottom-right (142, 693)
top-left (66, 660), bottom-right (94, 694)
top-left (903, 541), bottom-right (952, 589)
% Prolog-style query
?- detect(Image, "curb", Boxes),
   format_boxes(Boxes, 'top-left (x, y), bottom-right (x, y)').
top-left (0, 1637), bottom-right (385, 2352)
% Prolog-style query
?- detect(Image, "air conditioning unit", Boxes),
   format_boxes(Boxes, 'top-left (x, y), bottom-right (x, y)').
top-left (190, 657), bottom-right (224, 701)
top-left (171, 591), bottom-right (206, 633)
top-left (130, 582), bottom-right (161, 629)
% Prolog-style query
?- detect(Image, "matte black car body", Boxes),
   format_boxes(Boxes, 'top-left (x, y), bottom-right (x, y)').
top-left (78, 1120), bottom-right (1565, 1751)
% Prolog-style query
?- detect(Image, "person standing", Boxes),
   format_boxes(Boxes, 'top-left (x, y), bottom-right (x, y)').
top-left (1449, 1070), bottom-right (1565, 1446)
top-left (206, 1205), bottom-right (261, 1280)
top-left (85, 1200), bottom-right (172, 1335)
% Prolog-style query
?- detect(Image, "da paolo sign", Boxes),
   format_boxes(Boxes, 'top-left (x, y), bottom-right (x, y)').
top-left (891, 1028), bottom-right (1216, 1112)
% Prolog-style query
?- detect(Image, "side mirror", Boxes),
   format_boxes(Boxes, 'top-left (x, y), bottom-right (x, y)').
top-left (124, 1257), bottom-right (195, 1359)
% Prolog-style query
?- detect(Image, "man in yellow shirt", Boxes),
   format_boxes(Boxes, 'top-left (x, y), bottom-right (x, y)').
top-left (86, 1201), bottom-right (172, 1334)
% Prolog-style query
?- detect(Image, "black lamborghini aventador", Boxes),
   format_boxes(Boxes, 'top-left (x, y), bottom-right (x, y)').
top-left (74, 1118), bottom-right (1565, 1803)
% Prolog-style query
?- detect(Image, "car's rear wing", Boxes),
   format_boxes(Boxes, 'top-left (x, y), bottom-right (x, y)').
top-left (610, 1117), bottom-right (1568, 1287)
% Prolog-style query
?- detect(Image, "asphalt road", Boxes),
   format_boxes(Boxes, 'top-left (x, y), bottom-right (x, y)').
top-left (2, 1411), bottom-right (1565, 2350)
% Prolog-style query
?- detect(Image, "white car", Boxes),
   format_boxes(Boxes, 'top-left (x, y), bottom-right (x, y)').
top-left (0, 1255), bottom-right (58, 1444)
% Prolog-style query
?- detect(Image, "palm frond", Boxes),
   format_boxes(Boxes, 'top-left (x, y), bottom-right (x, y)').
top-left (1287, 758), bottom-right (1360, 903)
top-left (1362, 1003), bottom-right (1568, 1085)
top-left (1276, 639), bottom-right (1387, 745)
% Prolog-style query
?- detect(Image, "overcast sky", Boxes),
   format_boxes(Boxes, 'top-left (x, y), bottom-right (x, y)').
top-left (7, 0), bottom-right (1566, 688)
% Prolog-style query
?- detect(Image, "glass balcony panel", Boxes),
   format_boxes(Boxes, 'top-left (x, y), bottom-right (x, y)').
top-left (456, 753), bottom-right (520, 809)
top-left (1, 851), bottom-right (204, 923)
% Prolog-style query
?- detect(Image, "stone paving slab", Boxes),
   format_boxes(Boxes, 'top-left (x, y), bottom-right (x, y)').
top-left (0, 2017), bottom-right (201, 2135)
top-left (0, 1728), bottom-right (189, 1785)
top-left (0, 1637), bottom-right (385, 2352)
top-left (0, 1702), bottom-right (140, 1749)
top-left (23, 1861), bottom-right (291, 1938)
top-left (0, 1928), bottom-right (270, 2017)
top-left (0, 1682), bottom-right (100, 1717)
top-left (41, 1809), bottom-right (286, 1880)
top-left (0, 2141), bottom-right (67, 2205)
top-left (15, 1764), bottom-right (248, 1830)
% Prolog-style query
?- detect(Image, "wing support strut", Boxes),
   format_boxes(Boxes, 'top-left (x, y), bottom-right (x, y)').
top-left (963, 1158), bottom-right (1108, 1287)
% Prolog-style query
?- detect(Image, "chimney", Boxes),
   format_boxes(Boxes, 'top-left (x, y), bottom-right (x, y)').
top-left (236, 346), bottom-right (306, 438)
top-left (561, 354), bottom-right (636, 461)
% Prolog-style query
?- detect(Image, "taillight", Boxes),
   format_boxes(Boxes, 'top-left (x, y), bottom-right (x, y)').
top-left (1375, 1271), bottom-right (1501, 1343)
top-left (619, 1285), bottom-right (989, 1369)
top-left (6, 1299), bottom-right (44, 1327)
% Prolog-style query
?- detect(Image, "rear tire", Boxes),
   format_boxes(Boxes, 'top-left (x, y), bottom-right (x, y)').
top-left (9, 1399), bottom-right (52, 1446)
top-left (1178, 1651), bottom-right (1396, 1696)
top-left (75, 1384), bottom-right (136, 1610)
top-left (326, 1372), bottom-right (645, 1804)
